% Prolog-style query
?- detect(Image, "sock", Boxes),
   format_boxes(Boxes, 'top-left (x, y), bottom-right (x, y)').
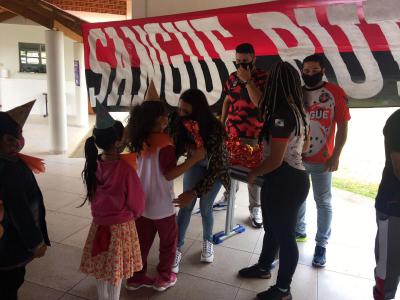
top-left (95, 279), bottom-right (108, 300)
top-left (107, 280), bottom-right (122, 300)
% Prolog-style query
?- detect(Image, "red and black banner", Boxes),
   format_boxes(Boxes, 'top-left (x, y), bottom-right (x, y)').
top-left (82, 0), bottom-right (400, 110)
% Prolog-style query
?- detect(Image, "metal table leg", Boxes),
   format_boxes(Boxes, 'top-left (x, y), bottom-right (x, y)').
top-left (213, 178), bottom-right (245, 244)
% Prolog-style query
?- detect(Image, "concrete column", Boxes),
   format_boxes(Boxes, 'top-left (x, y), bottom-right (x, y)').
top-left (73, 42), bottom-right (89, 128)
top-left (45, 30), bottom-right (68, 154)
top-left (132, 0), bottom-right (147, 19)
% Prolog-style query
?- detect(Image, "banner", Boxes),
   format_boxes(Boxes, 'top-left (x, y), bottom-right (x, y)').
top-left (82, 0), bottom-right (400, 111)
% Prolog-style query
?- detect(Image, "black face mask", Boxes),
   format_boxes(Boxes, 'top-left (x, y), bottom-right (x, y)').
top-left (235, 61), bottom-right (253, 70)
top-left (302, 72), bottom-right (323, 87)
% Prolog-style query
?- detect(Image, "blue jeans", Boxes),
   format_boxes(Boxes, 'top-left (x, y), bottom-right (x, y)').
top-left (296, 162), bottom-right (332, 248)
top-left (177, 163), bottom-right (222, 249)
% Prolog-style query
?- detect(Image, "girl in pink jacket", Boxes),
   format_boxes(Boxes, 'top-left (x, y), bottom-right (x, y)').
top-left (79, 112), bottom-right (145, 300)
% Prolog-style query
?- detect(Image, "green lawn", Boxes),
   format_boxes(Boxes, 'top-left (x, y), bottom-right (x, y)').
top-left (332, 177), bottom-right (379, 199)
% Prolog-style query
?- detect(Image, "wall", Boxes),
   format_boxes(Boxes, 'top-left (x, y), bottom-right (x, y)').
top-left (0, 22), bottom-right (76, 115)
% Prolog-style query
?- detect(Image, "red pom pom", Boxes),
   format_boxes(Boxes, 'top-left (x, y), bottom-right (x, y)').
top-left (183, 120), bottom-right (204, 149)
top-left (226, 137), bottom-right (263, 169)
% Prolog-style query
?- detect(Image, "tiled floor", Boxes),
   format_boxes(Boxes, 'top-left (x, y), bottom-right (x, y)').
top-left (16, 116), bottom-right (398, 300)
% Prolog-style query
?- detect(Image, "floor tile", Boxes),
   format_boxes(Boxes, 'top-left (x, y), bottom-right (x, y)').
top-left (25, 243), bottom-right (86, 292)
top-left (235, 288), bottom-right (256, 300)
top-left (318, 269), bottom-right (374, 300)
top-left (180, 240), bottom-right (252, 287)
top-left (42, 188), bottom-right (82, 211)
top-left (58, 200), bottom-right (92, 219)
top-left (19, 281), bottom-right (64, 299)
top-left (61, 225), bottom-right (91, 249)
top-left (46, 211), bottom-right (91, 242)
top-left (150, 272), bottom-right (238, 300)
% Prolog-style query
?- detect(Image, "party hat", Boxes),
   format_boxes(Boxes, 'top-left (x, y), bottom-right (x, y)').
top-left (7, 100), bottom-right (36, 128)
top-left (145, 80), bottom-right (160, 101)
top-left (95, 100), bottom-right (115, 129)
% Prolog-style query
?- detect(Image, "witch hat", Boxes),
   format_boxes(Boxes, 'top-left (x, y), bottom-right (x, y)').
top-left (7, 100), bottom-right (36, 128)
top-left (95, 100), bottom-right (115, 129)
top-left (145, 79), bottom-right (160, 101)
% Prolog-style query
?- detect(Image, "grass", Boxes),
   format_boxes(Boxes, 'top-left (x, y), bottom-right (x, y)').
top-left (332, 177), bottom-right (379, 199)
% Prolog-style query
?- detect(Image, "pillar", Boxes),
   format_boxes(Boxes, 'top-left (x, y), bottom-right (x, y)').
top-left (73, 42), bottom-right (89, 128)
top-left (45, 30), bottom-right (68, 154)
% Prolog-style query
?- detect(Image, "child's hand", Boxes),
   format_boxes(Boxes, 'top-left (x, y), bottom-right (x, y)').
top-left (191, 147), bottom-right (206, 162)
top-left (33, 244), bottom-right (47, 258)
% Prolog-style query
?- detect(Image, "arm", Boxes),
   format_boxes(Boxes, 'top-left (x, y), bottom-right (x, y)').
top-left (164, 147), bottom-right (205, 181)
top-left (325, 121), bottom-right (348, 172)
top-left (126, 169), bottom-right (145, 219)
top-left (248, 139), bottom-right (289, 184)
top-left (173, 126), bottom-right (230, 207)
top-left (246, 80), bottom-right (264, 106)
top-left (391, 152), bottom-right (400, 181)
top-left (220, 96), bottom-right (230, 125)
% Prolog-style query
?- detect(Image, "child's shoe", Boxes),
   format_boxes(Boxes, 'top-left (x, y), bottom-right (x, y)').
top-left (152, 273), bottom-right (177, 292)
top-left (125, 275), bottom-right (155, 290)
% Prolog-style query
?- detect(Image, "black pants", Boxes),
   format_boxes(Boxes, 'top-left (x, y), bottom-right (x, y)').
top-left (0, 266), bottom-right (26, 300)
top-left (258, 163), bottom-right (310, 290)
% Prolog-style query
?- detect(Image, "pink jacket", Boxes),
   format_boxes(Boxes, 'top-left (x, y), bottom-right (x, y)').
top-left (90, 159), bottom-right (144, 225)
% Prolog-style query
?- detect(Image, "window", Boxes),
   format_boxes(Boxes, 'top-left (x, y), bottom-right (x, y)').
top-left (19, 43), bottom-right (46, 73)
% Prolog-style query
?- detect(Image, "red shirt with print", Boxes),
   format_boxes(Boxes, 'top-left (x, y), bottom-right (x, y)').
top-left (303, 82), bottom-right (351, 163)
top-left (224, 69), bottom-right (267, 139)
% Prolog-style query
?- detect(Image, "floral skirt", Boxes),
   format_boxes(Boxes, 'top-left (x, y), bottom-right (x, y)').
top-left (80, 221), bottom-right (142, 285)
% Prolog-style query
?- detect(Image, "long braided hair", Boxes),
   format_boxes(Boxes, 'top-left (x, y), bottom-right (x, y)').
top-left (259, 61), bottom-right (308, 140)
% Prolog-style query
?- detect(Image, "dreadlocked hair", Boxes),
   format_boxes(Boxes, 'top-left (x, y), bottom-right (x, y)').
top-left (127, 100), bottom-right (167, 153)
top-left (81, 121), bottom-right (124, 206)
top-left (259, 61), bottom-right (308, 141)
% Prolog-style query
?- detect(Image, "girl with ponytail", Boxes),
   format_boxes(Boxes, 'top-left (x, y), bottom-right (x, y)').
top-left (79, 119), bottom-right (145, 300)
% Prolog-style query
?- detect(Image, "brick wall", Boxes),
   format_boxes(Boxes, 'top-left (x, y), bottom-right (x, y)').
top-left (48, 0), bottom-right (127, 15)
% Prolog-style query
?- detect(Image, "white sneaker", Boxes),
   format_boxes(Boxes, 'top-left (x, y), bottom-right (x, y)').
top-left (172, 249), bottom-right (182, 273)
top-left (250, 207), bottom-right (263, 228)
top-left (200, 240), bottom-right (214, 263)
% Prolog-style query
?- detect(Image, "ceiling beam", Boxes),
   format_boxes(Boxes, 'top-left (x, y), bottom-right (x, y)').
top-left (0, 0), bottom-right (84, 42)
top-left (0, 10), bottom-right (16, 22)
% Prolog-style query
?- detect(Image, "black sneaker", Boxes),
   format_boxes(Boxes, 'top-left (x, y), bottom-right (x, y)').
top-left (257, 285), bottom-right (292, 300)
top-left (312, 245), bottom-right (326, 267)
top-left (238, 264), bottom-right (271, 279)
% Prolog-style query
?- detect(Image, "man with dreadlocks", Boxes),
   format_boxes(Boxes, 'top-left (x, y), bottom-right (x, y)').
top-left (295, 54), bottom-right (350, 268)
top-left (238, 61), bottom-right (310, 300)
top-left (217, 43), bottom-right (267, 229)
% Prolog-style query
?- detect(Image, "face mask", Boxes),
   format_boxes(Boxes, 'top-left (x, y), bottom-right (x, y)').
top-left (302, 72), bottom-right (323, 87)
top-left (235, 61), bottom-right (253, 70)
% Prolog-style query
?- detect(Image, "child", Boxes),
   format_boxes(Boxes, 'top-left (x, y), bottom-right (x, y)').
top-left (79, 102), bottom-right (145, 300)
top-left (125, 100), bottom-right (205, 292)
top-left (0, 101), bottom-right (50, 300)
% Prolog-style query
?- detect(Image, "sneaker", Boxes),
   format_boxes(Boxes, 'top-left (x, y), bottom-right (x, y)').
top-left (200, 240), bottom-right (214, 263)
top-left (238, 263), bottom-right (271, 279)
top-left (125, 275), bottom-right (155, 290)
top-left (172, 249), bottom-right (182, 273)
top-left (256, 285), bottom-right (292, 300)
top-left (295, 232), bottom-right (307, 242)
top-left (152, 273), bottom-right (177, 292)
top-left (213, 197), bottom-right (228, 211)
top-left (250, 207), bottom-right (263, 228)
top-left (312, 245), bottom-right (326, 267)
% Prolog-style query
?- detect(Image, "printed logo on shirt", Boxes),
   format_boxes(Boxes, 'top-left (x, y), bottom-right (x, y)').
top-left (310, 109), bottom-right (330, 120)
top-left (275, 119), bottom-right (285, 127)
top-left (319, 91), bottom-right (332, 103)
